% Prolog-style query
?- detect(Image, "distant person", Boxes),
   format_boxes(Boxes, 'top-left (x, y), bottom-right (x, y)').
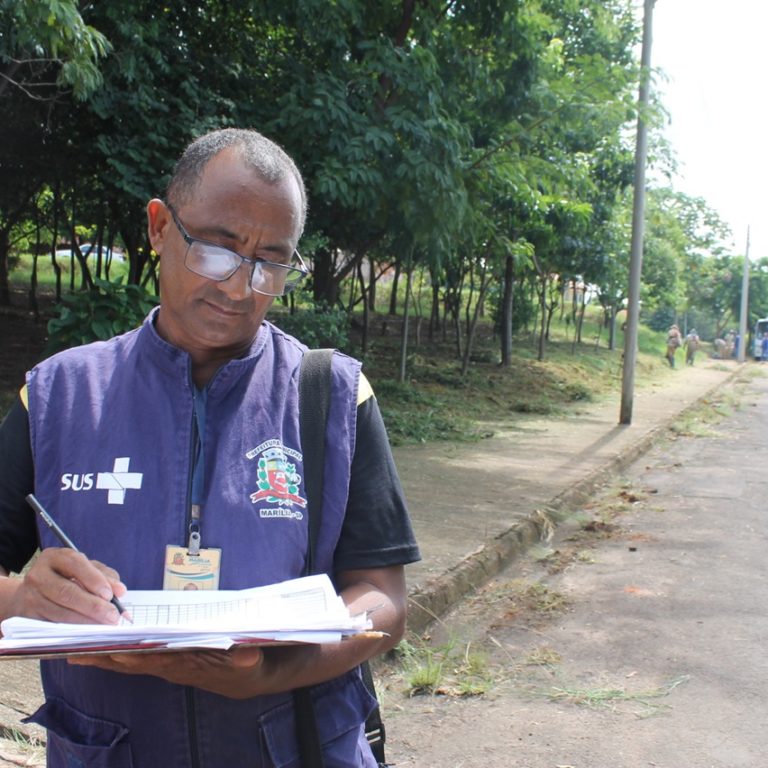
top-left (725, 330), bottom-right (735, 358)
top-left (684, 329), bottom-right (700, 366)
top-left (733, 332), bottom-right (740, 359)
top-left (713, 338), bottom-right (727, 359)
top-left (665, 324), bottom-right (682, 367)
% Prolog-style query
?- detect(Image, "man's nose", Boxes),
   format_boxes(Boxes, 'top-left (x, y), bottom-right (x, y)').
top-left (217, 261), bottom-right (253, 300)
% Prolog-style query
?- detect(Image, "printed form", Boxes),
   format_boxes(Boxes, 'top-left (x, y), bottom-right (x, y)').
top-left (0, 574), bottom-right (377, 657)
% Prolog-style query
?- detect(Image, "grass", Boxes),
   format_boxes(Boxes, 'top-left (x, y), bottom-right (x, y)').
top-left (0, 727), bottom-right (45, 766)
top-left (389, 637), bottom-right (496, 697)
top-left (9, 251), bottom-right (130, 288)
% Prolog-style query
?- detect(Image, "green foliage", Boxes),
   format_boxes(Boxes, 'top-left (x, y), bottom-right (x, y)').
top-left (0, 0), bottom-right (747, 376)
top-left (1, 0), bottom-right (111, 99)
top-left (45, 279), bottom-right (158, 354)
top-left (269, 304), bottom-right (349, 350)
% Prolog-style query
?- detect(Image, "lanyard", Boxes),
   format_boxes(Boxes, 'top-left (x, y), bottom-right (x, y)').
top-left (188, 388), bottom-right (207, 555)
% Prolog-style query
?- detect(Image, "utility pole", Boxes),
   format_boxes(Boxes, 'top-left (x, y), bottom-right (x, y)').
top-left (620, 0), bottom-right (656, 425)
top-left (738, 226), bottom-right (750, 362)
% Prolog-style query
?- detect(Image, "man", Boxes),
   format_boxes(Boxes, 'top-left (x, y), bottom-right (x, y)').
top-left (665, 324), bottom-right (682, 367)
top-left (684, 328), bottom-right (700, 366)
top-left (0, 129), bottom-right (420, 766)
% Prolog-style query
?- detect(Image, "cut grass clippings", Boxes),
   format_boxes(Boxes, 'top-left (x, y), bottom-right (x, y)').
top-left (357, 311), bottom-right (675, 445)
top-left (544, 675), bottom-right (690, 718)
top-left (669, 389), bottom-right (741, 439)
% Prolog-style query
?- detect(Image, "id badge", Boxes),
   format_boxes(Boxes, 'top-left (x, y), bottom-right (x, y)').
top-left (163, 545), bottom-right (222, 591)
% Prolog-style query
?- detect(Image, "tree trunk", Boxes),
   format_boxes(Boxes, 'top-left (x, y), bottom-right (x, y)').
top-left (461, 267), bottom-right (490, 377)
top-left (544, 290), bottom-right (557, 341)
top-left (398, 260), bottom-right (413, 384)
top-left (0, 228), bottom-right (11, 306)
top-left (312, 247), bottom-right (340, 306)
top-left (28, 211), bottom-right (41, 319)
top-left (576, 294), bottom-right (587, 344)
top-left (453, 298), bottom-right (463, 361)
top-left (357, 261), bottom-right (369, 356)
top-left (500, 255), bottom-right (514, 367)
top-left (388, 260), bottom-right (401, 315)
top-left (429, 280), bottom-right (440, 342)
top-left (51, 189), bottom-right (63, 302)
top-left (367, 258), bottom-right (376, 311)
top-left (464, 260), bottom-right (475, 342)
top-left (537, 277), bottom-right (547, 362)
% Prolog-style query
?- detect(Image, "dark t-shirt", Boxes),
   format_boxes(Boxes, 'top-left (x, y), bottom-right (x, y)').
top-left (0, 393), bottom-right (420, 576)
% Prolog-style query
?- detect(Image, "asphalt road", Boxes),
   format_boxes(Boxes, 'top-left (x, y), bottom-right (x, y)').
top-left (380, 369), bottom-right (768, 767)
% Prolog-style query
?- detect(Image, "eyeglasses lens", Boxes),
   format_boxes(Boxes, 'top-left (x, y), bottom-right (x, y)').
top-left (186, 242), bottom-right (238, 280)
top-left (185, 242), bottom-right (304, 297)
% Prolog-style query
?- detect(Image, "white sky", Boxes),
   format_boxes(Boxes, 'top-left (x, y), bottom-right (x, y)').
top-left (649, 0), bottom-right (768, 258)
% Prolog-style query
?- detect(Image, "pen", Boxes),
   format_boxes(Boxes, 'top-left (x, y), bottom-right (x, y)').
top-left (25, 494), bottom-right (132, 623)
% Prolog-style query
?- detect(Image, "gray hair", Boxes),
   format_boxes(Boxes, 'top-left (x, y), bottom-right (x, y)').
top-left (165, 128), bottom-right (307, 235)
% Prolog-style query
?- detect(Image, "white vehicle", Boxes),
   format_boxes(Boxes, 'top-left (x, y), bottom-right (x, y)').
top-left (753, 318), bottom-right (768, 359)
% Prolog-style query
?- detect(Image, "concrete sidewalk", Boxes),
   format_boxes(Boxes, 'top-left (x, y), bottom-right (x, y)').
top-left (0, 358), bottom-right (740, 752)
top-left (398, 359), bottom-right (738, 633)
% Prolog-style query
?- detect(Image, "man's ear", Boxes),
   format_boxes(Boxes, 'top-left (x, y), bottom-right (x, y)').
top-left (147, 199), bottom-right (171, 254)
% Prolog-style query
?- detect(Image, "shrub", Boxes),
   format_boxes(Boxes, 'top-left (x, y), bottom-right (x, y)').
top-left (270, 303), bottom-right (349, 350)
top-left (45, 278), bottom-right (159, 355)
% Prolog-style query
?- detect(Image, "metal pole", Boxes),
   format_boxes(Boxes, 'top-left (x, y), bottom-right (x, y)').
top-left (619, 0), bottom-right (655, 425)
top-left (737, 226), bottom-right (750, 362)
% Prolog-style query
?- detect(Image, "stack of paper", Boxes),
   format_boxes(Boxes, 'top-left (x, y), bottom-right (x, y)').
top-left (0, 574), bottom-right (377, 658)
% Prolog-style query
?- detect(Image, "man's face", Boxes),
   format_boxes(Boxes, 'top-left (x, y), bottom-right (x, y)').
top-left (147, 148), bottom-right (302, 361)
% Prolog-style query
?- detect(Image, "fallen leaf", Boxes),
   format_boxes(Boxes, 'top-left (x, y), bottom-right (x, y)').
top-left (624, 585), bottom-right (655, 597)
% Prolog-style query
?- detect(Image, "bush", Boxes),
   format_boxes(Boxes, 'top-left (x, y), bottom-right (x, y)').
top-left (270, 303), bottom-right (349, 350)
top-left (45, 278), bottom-right (159, 355)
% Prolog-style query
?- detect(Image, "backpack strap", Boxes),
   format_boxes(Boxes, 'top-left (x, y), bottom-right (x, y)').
top-left (294, 349), bottom-right (388, 767)
top-left (298, 348), bottom-right (334, 577)
top-left (293, 349), bottom-right (334, 768)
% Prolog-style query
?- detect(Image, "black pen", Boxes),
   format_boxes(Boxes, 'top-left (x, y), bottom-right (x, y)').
top-left (25, 494), bottom-right (133, 623)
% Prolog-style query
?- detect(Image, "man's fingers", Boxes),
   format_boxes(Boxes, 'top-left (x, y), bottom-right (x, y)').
top-left (229, 645), bottom-right (264, 668)
top-left (19, 550), bottom-right (123, 624)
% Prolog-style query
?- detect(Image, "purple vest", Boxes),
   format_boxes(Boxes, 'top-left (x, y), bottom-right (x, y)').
top-left (24, 309), bottom-right (377, 767)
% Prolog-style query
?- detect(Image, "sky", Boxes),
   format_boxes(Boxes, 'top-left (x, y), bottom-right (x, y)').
top-left (648, 0), bottom-right (768, 258)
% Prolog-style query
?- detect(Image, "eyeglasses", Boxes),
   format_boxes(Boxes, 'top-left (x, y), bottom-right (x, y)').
top-left (166, 203), bottom-right (309, 297)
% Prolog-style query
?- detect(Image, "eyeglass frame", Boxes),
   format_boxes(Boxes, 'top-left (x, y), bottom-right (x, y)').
top-left (165, 202), bottom-right (309, 296)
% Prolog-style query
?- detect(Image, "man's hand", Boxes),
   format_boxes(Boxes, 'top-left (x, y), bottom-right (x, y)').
top-left (69, 645), bottom-right (267, 698)
top-left (0, 548), bottom-right (127, 625)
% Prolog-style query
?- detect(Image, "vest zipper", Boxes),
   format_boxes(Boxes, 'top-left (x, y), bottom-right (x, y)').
top-left (187, 687), bottom-right (201, 767)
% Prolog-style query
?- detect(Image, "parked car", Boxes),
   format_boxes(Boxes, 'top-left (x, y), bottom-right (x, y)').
top-left (79, 243), bottom-right (126, 262)
top-left (53, 244), bottom-right (126, 264)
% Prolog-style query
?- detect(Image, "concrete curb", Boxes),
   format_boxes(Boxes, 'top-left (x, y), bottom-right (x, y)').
top-left (404, 371), bottom-right (739, 636)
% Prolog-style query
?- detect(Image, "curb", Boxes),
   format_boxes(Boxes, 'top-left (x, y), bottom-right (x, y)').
top-left (404, 370), bottom-right (740, 636)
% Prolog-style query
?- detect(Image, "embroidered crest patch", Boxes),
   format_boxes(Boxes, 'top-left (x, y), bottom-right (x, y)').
top-left (246, 440), bottom-right (307, 510)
